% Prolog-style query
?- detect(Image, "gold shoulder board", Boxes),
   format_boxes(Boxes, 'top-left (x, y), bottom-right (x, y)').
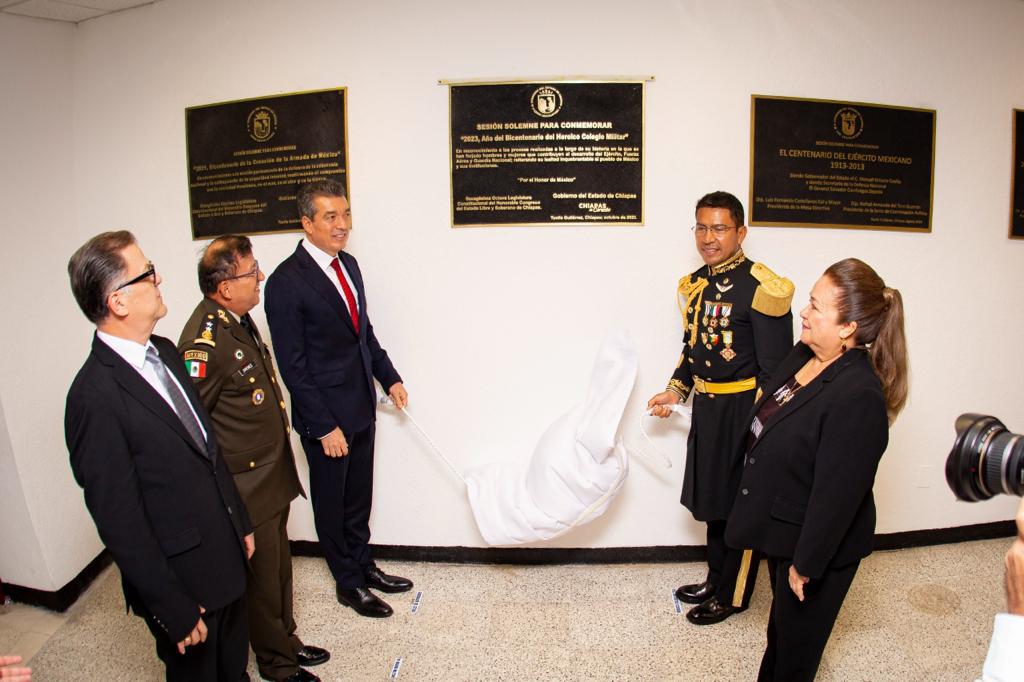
top-left (750, 262), bottom-right (795, 317)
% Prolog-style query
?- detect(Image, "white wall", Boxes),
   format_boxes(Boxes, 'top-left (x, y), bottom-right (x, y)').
top-left (0, 14), bottom-right (105, 591)
top-left (3, 0), bottom-right (1023, 589)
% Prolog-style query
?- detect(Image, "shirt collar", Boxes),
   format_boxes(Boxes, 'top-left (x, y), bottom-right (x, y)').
top-left (302, 238), bottom-right (339, 272)
top-left (96, 330), bottom-right (154, 370)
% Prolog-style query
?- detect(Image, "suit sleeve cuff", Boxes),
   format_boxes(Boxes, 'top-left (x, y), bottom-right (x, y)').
top-left (666, 379), bottom-right (690, 401)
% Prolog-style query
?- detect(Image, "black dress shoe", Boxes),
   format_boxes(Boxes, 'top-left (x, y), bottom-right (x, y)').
top-left (295, 645), bottom-right (330, 667)
top-left (365, 566), bottom-right (413, 593)
top-left (336, 585), bottom-right (393, 617)
top-left (686, 596), bottom-right (744, 625)
top-left (675, 580), bottom-right (716, 605)
top-left (278, 670), bottom-right (320, 682)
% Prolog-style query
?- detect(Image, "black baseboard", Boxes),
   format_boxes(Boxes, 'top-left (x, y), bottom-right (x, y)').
top-left (6, 520), bottom-right (1015, 612)
top-left (290, 519), bottom-right (1018, 565)
top-left (3, 550), bottom-right (112, 612)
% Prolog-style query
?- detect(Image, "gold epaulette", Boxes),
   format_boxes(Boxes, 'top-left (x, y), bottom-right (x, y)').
top-left (677, 274), bottom-right (705, 297)
top-left (193, 313), bottom-right (218, 347)
top-left (750, 262), bottom-right (795, 317)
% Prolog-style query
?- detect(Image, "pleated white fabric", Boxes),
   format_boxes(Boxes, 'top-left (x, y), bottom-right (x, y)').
top-left (465, 331), bottom-right (638, 545)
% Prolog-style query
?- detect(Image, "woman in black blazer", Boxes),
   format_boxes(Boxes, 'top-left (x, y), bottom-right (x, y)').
top-left (726, 258), bottom-right (908, 681)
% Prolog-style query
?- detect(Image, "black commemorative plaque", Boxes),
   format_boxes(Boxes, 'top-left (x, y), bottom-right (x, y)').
top-left (450, 81), bottom-right (643, 227)
top-left (186, 88), bottom-right (347, 239)
top-left (750, 95), bottom-right (935, 232)
top-left (1012, 109), bottom-right (1024, 239)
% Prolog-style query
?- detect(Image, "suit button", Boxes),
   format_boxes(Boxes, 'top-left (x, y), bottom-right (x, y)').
top-left (271, 377), bottom-right (276, 383)
top-left (249, 377), bottom-right (255, 384)
top-left (249, 461), bottom-right (256, 469)
top-left (228, 506), bottom-right (233, 514)
top-left (741, 488), bottom-right (749, 495)
top-left (286, 425), bottom-right (291, 434)
top-left (748, 457), bottom-right (756, 464)
top-left (279, 401), bottom-right (286, 409)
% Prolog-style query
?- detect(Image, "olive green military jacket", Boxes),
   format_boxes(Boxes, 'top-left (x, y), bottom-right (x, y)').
top-left (178, 298), bottom-right (304, 527)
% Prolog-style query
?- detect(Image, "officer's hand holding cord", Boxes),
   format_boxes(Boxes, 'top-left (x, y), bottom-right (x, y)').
top-left (320, 427), bottom-right (349, 457)
top-left (647, 390), bottom-right (681, 418)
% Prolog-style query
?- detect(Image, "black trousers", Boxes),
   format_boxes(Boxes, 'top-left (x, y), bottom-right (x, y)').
top-left (248, 506), bottom-right (304, 681)
top-left (706, 520), bottom-right (761, 608)
top-left (143, 594), bottom-right (249, 682)
top-left (300, 423), bottom-right (376, 589)
top-left (758, 557), bottom-right (860, 682)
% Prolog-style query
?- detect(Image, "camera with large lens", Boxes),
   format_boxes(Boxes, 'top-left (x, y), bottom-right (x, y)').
top-left (946, 413), bottom-right (1024, 501)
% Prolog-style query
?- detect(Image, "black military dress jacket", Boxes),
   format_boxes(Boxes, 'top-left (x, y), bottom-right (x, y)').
top-left (666, 249), bottom-right (794, 521)
top-left (725, 343), bottom-right (889, 579)
top-left (178, 299), bottom-right (304, 527)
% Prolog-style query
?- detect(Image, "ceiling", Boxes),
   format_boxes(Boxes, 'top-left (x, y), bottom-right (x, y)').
top-left (0, 0), bottom-right (159, 23)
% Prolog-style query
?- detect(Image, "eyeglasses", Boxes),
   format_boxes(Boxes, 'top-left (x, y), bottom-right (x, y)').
top-left (224, 260), bottom-right (260, 280)
top-left (692, 224), bottom-right (737, 236)
top-left (114, 262), bottom-right (156, 291)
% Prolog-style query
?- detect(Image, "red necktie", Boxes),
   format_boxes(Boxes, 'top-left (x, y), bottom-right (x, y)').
top-left (329, 257), bottom-right (360, 333)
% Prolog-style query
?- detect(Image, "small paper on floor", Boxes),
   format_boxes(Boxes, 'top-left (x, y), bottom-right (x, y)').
top-left (411, 591), bottom-right (423, 614)
top-left (389, 657), bottom-right (403, 679)
top-left (672, 589), bottom-right (682, 614)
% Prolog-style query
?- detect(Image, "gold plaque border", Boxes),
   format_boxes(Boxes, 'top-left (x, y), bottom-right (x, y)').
top-left (184, 86), bottom-right (350, 240)
top-left (1011, 109), bottom-right (1023, 240)
top-left (748, 93), bottom-right (936, 234)
top-left (445, 78), bottom-right (649, 229)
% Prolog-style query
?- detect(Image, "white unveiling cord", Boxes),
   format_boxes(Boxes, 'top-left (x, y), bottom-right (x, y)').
top-left (635, 405), bottom-right (692, 470)
top-left (379, 395), bottom-right (467, 485)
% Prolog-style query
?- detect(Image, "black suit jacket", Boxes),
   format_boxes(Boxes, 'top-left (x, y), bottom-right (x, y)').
top-left (264, 242), bottom-right (401, 438)
top-left (725, 343), bottom-right (889, 579)
top-left (65, 334), bottom-right (252, 642)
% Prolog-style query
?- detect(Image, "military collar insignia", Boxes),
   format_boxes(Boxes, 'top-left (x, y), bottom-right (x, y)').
top-left (217, 309), bottom-right (231, 325)
top-left (709, 249), bottom-right (746, 276)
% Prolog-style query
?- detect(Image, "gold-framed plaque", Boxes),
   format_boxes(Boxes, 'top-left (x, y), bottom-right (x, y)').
top-left (1012, 109), bottom-right (1024, 239)
top-left (749, 95), bottom-right (935, 232)
top-left (448, 80), bottom-right (645, 227)
top-left (185, 88), bottom-right (348, 239)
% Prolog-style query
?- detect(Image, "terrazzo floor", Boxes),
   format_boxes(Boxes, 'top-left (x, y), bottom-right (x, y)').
top-left (4, 537), bottom-right (1009, 680)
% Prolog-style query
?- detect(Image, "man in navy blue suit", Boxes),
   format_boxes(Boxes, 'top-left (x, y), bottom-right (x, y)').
top-left (264, 180), bottom-right (412, 618)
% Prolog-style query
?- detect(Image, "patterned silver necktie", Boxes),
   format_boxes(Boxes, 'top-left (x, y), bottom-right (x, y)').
top-left (145, 346), bottom-right (207, 454)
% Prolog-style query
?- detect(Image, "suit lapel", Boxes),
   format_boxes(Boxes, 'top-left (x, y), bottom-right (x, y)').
top-left (293, 243), bottom-right (358, 336)
top-left (748, 346), bottom-right (864, 451)
top-left (93, 335), bottom-right (210, 461)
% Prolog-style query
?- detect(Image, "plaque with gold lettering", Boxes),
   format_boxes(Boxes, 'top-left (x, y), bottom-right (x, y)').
top-left (186, 88), bottom-right (347, 239)
top-left (449, 81), bottom-right (644, 227)
top-left (750, 95), bottom-right (935, 232)
top-left (1012, 109), bottom-right (1024, 239)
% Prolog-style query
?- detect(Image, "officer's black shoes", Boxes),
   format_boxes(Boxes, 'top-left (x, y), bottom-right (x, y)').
top-left (675, 580), bottom-right (716, 605)
top-left (295, 645), bottom-right (330, 667)
top-left (365, 566), bottom-right (414, 593)
top-left (686, 596), bottom-right (744, 625)
top-left (336, 586), bottom-right (394, 617)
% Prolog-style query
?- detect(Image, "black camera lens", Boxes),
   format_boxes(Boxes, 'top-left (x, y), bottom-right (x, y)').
top-left (946, 413), bottom-right (1024, 501)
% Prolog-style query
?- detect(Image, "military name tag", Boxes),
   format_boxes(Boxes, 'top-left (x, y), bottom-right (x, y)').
top-left (237, 360), bottom-right (256, 377)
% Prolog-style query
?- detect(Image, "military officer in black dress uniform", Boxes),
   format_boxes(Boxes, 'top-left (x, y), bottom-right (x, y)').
top-left (648, 191), bottom-right (794, 625)
top-left (179, 236), bottom-right (330, 682)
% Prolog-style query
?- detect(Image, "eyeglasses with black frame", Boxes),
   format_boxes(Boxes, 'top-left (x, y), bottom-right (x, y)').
top-left (224, 260), bottom-right (260, 281)
top-left (692, 224), bottom-right (737, 236)
top-left (114, 262), bottom-right (157, 291)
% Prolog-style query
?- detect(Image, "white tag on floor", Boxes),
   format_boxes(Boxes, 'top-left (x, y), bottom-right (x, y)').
top-left (389, 657), bottom-right (404, 679)
top-left (411, 591), bottom-right (423, 614)
top-left (672, 589), bottom-right (682, 614)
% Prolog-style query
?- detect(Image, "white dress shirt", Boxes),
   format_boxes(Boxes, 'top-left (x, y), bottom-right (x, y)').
top-left (979, 613), bottom-right (1024, 682)
top-left (302, 238), bottom-right (359, 317)
top-left (96, 331), bottom-right (207, 441)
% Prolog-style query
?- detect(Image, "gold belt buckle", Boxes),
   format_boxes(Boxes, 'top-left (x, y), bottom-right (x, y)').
top-left (693, 377), bottom-right (707, 394)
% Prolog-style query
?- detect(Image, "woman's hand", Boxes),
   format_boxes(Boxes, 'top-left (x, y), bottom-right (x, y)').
top-left (789, 564), bottom-right (810, 601)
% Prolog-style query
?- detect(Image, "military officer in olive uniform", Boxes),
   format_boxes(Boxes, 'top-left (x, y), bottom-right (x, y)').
top-left (649, 191), bottom-right (794, 626)
top-left (178, 236), bottom-right (329, 682)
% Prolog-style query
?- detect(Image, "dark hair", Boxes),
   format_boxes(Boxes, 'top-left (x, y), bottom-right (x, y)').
top-left (695, 191), bottom-right (744, 227)
top-left (198, 235), bottom-right (253, 295)
top-left (296, 179), bottom-right (346, 221)
top-left (67, 230), bottom-right (136, 324)
top-left (824, 258), bottom-right (909, 424)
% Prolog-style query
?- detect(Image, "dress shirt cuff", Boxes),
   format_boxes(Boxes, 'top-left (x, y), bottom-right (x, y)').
top-left (980, 613), bottom-right (1024, 681)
